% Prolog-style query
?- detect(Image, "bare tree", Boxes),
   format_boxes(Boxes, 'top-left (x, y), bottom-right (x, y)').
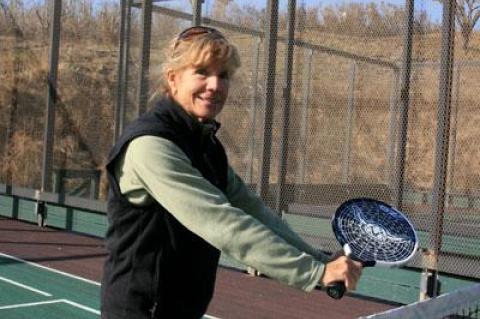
top-left (435, 0), bottom-right (480, 50)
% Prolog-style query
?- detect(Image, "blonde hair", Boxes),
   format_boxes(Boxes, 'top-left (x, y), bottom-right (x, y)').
top-left (151, 28), bottom-right (241, 99)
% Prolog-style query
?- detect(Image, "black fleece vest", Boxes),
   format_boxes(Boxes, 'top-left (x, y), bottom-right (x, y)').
top-left (101, 98), bottom-right (228, 319)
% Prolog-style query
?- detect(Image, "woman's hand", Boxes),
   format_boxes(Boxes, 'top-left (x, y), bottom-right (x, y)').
top-left (319, 251), bottom-right (363, 291)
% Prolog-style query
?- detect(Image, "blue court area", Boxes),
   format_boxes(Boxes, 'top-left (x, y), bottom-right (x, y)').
top-left (0, 253), bottom-right (220, 319)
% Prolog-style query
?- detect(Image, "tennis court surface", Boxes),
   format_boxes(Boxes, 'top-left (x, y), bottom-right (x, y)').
top-left (0, 217), bottom-right (403, 318)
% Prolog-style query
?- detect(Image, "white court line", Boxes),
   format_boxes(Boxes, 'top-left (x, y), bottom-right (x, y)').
top-left (0, 298), bottom-right (100, 315)
top-left (0, 276), bottom-right (52, 297)
top-left (0, 298), bottom-right (213, 318)
top-left (0, 252), bottom-right (100, 286)
top-left (0, 299), bottom-right (64, 310)
top-left (59, 299), bottom-right (100, 315)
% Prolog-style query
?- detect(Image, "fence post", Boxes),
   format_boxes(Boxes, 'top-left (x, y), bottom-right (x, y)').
top-left (192, 0), bottom-right (202, 26)
top-left (446, 64), bottom-right (461, 202)
top-left (114, 0), bottom-right (132, 143)
top-left (386, 69), bottom-right (400, 184)
top-left (343, 61), bottom-right (356, 183)
top-left (245, 37), bottom-right (261, 185)
top-left (297, 49), bottom-right (313, 185)
top-left (393, 0), bottom-right (415, 210)
top-left (136, 0), bottom-right (153, 116)
top-left (41, 0), bottom-right (62, 193)
top-left (91, 170), bottom-right (101, 200)
top-left (275, 0), bottom-right (296, 214)
top-left (427, 0), bottom-right (457, 299)
top-left (257, 0), bottom-right (278, 203)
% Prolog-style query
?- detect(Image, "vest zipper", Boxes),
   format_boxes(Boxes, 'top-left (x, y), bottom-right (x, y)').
top-left (150, 236), bottom-right (163, 318)
top-left (149, 302), bottom-right (158, 318)
top-left (203, 153), bottom-right (220, 186)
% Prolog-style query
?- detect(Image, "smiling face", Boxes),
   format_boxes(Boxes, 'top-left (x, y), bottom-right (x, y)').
top-left (159, 28), bottom-right (240, 121)
top-left (167, 64), bottom-right (230, 122)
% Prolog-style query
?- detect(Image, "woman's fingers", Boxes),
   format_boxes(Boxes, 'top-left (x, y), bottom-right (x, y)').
top-left (344, 259), bottom-right (363, 290)
top-left (320, 255), bottom-right (363, 290)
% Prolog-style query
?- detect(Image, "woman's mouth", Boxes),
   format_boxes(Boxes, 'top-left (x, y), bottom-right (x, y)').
top-left (198, 95), bottom-right (222, 105)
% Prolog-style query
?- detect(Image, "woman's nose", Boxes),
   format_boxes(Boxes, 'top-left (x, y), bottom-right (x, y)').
top-left (206, 75), bottom-right (223, 91)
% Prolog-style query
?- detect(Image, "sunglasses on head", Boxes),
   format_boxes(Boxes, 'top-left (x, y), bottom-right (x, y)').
top-left (174, 26), bottom-right (225, 49)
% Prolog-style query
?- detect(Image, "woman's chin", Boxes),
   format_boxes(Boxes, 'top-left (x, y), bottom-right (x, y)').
top-left (196, 105), bottom-right (222, 121)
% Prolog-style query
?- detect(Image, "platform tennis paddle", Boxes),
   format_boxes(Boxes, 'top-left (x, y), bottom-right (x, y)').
top-left (326, 198), bottom-right (418, 299)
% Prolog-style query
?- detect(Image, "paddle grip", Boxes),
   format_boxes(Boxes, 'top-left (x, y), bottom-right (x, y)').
top-left (326, 281), bottom-right (346, 299)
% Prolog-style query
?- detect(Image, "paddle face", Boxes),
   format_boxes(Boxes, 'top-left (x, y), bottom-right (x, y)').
top-left (326, 198), bottom-right (418, 299)
top-left (333, 198), bottom-right (418, 266)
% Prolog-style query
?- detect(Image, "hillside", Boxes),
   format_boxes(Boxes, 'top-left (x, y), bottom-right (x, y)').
top-left (1, 14), bottom-right (480, 199)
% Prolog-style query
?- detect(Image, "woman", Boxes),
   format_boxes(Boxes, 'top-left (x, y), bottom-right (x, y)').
top-left (101, 26), bottom-right (362, 319)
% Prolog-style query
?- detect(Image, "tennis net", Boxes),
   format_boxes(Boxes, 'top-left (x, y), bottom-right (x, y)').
top-left (358, 283), bottom-right (480, 319)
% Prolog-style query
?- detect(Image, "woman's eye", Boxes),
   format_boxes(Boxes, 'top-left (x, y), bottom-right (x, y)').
top-left (219, 71), bottom-right (229, 80)
top-left (195, 68), bottom-right (208, 76)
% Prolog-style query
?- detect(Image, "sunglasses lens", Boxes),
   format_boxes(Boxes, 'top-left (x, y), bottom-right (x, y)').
top-left (173, 26), bottom-right (225, 52)
top-left (177, 26), bottom-right (223, 41)
top-left (179, 27), bottom-right (209, 39)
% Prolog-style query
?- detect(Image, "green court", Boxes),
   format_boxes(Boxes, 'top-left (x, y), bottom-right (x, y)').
top-left (0, 253), bottom-right (220, 319)
top-left (0, 253), bottom-right (100, 319)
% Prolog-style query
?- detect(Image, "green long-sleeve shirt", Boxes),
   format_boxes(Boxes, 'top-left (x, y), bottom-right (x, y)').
top-left (114, 135), bottom-right (327, 292)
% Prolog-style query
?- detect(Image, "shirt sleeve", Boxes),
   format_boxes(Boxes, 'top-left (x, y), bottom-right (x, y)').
top-left (116, 135), bottom-right (325, 291)
top-left (225, 167), bottom-right (330, 264)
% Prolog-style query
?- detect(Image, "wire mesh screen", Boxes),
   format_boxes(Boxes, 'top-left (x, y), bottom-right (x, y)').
top-left (51, 1), bottom-right (117, 199)
top-left (274, 6), bottom-right (407, 255)
top-left (216, 35), bottom-right (266, 185)
top-left (0, 0), bottom-right (48, 189)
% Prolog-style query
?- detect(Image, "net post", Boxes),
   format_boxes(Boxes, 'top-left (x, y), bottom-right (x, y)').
top-left (420, 248), bottom-right (443, 300)
top-left (419, 268), bottom-right (441, 301)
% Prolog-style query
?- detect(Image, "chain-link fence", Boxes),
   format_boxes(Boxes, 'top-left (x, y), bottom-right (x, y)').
top-left (1, 0), bottom-right (480, 299)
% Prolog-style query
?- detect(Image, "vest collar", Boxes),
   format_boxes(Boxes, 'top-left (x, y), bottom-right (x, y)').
top-left (154, 96), bottom-right (221, 145)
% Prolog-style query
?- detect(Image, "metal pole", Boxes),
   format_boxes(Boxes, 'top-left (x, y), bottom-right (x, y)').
top-left (41, 0), bottom-right (62, 192)
top-left (428, 0), bottom-right (456, 298)
top-left (275, 0), bottom-right (296, 214)
top-left (192, 0), bottom-right (202, 26)
top-left (245, 37), bottom-right (261, 184)
top-left (114, 0), bottom-right (132, 142)
top-left (4, 13), bottom-right (22, 186)
top-left (297, 49), bottom-right (313, 184)
top-left (393, 0), bottom-right (415, 210)
top-left (343, 61), bottom-right (356, 184)
top-left (386, 69), bottom-right (400, 184)
top-left (446, 64), bottom-right (461, 201)
top-left (257, 0), bottom-right (278, 203)
top-left (136, 0), bottom-right (153, 116)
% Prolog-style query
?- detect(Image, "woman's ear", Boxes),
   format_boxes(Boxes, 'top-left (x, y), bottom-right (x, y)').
top-left (166, 69), bottom-right (177, 96)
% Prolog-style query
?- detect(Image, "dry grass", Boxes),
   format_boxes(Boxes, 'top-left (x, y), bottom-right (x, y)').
top-left (1, 4), bottom-right (480, 199)
top-left (0, 36), bottom-right (117, 197)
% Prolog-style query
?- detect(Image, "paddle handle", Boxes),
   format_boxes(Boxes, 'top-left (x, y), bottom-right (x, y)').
top-left (326, 244), bottom-right (351, 300)
top-left (326, 281), bottom-right (346, 299)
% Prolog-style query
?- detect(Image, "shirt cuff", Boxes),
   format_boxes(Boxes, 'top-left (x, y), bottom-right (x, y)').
top-left (303, 262), bottom-right (326, 292)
